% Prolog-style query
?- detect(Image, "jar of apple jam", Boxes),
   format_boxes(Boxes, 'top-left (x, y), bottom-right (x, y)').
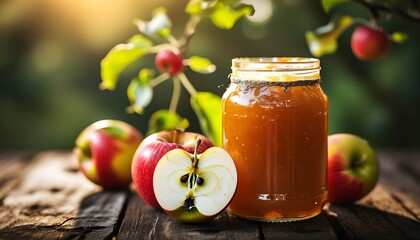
top-left (222, 57), bottom-right (328, 222)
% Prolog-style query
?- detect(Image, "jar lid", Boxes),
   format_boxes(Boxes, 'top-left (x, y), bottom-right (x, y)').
top-left (231, 57), bottom-right (320, 82)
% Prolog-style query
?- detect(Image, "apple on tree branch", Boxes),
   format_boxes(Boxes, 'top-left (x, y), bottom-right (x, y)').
top-left (306, 0), bottom-right (419, 60)
top-left (99, 1), bottom-right (255, 147)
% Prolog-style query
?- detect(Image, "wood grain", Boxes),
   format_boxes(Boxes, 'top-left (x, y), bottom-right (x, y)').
top-left (117, 193), bottom-right (261, 239)
top-left (378, 151), bottom-right (420, 220)
top-left (260, 213), bottom-right (337, 240)
top-left (0, 152), bottom-right (32, 201)
top-left (0, 150), bottom-right (419, 239)
top-left (0, 151), bottom-right (129, 239)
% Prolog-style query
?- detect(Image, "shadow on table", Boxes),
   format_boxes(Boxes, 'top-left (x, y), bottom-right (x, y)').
top-left (327, 203), bottom-right (420, 239)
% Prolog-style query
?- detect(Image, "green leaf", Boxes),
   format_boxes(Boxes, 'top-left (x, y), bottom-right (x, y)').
top-left (134, 7), bottom-right (172, 39)
top-left (147, 110), bottom-right (189, 135)
top-left (384, 0), bottom-right (400, 6)
top-left (126, 69), bottom-right (155, 114)
top-left (322, 0), bottom-right (350, 13)
top-left (138, 68), bottom-right (155, 84)
top-left (305, 15), bottom-right (353, 57)
top-left (190, 92), bottom-right (222, 147)
top-left (210, 2), bottom-right (255, 29)
top-left (185, 0), bottom-right (216, 16)
top-left (187, 56), bottom-right (217, 74)
top-left (390, 31), bottom-right (408, 43)
top-left (100, 34), bottom-right (153, 90)
top-left (186, 0), bottom-right (254, 29)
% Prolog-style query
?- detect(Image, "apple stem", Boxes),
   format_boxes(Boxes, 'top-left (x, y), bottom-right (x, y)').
top-left (177, 72), bottom-right (197, 96)
top-left (352, 158), bottom-right (367, 168)
top-left (149, 73), bottom-right (170, 88)
top-left (192, 138), bottom-right (201, 168)
top-left (172, 129), bottom-right (180, 143)
top-left (169, 77), bottom-right (181, 113)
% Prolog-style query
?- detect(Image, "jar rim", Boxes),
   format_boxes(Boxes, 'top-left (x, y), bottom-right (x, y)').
top-left (232, 57), bottom-right (320, 71)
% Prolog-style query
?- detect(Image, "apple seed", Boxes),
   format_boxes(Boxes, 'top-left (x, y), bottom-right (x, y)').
top-left (196, 177), bottom-right (204, 186)
top-left (180, 174), bottom-right (189, 183)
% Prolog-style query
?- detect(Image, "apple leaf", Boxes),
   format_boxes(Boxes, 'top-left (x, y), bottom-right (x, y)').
top-left (126, 69), bottom-right (155, 114)
top-left (138, 68), bottom-right (156, 84)
top-left (210, 2), bottom-right (255, 29)
top-left (134, 7), bottom-right (172, 40)
top-left (305, 15), bottom-right (353, 57)
top-left (390, 31), bottom-right (409, 43)
top-left (190, 92), bottom-right (222, 147)
top-left (185, 0), bottom-right (215, 15)
top-left (147, 110), bottom-right (189, 135)
top-left (321, 0), bottom-right (350, 13)
top-left (186, 0), bottom-right (254, 30)
top-left (187, 56), bottom-right (217, 74)
top-left (100, 34), bottom-right (153, 91)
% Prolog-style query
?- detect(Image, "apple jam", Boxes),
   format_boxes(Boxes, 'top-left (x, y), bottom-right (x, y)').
top-left (222, 57), bottom-right (328, 222)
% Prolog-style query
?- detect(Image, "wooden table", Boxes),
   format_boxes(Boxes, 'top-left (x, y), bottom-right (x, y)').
top-left (0, 150), bottom-right (419, 239)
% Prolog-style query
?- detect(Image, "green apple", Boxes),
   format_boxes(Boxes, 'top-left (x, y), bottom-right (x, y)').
top-left (328, 133), bottom-right (380, 204)
top-left (153, 139), bottom-right (237, 223)
top-left (74, 119), bottom-right (143, 189)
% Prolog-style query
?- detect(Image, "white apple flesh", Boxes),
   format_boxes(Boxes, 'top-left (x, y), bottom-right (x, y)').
top-left (131, 130), bottom-right (213, 208)
top-left (153, 139), bottom-right (237, 223)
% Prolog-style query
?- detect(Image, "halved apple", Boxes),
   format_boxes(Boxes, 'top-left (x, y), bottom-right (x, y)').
top-left (153, 139), bottom-right (237, 223)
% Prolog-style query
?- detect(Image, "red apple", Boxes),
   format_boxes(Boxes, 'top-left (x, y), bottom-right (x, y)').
top-left (153, 139), bottom-right (237, 223)
top-left (351, 25), bottom-right (390, 60)
top-left (327, 133), bottom-right (380, 204)
top-left (155, 49), bottom-right (184, 76)
top-left (74, 119), bottom-right (143, 189)
top-left (131, 130), bottom-right (213, 208)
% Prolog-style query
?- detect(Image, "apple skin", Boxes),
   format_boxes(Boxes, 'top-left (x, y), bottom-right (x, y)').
top-left (163, 199), bottom-right (229, 224)
top-left (155, 49), bottom-right (185, 76)
top-left (165, 203), bottom-right (212, 224)
top-left (74, 120), bottom-right (143, 189)
top-left (327, 133), bottom-right (380, 204)
top-left (351, 25), bottom-right (390, 60)
top-left (131, 130), bottom-right (213, 209)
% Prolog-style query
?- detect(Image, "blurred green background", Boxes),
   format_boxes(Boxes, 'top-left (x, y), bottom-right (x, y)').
top-left (1, 0), bottom-right (420, 151)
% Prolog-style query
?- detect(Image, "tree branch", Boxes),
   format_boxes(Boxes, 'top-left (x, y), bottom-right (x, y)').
top-left (353, 0), bottom-right (420, 22)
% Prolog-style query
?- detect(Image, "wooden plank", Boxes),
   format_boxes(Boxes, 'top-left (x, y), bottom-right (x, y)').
top-left (0, 152), bottom-right (33, 200)
top-left (378, 151), bottom-right (420, 219)
top-left (0, 151), bottom-right (128, 240)
top-left (260, 213), bottom-right (337, 240)
top-left (378, 151), bottom-right (420, 199)
top-left (117, 193), bottom-right (261, 239)
top-left (327, 183), bottom-right (420, 240)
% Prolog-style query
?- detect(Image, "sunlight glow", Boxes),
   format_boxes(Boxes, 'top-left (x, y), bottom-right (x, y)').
top-left (242, 0), bottom-right (274, 24)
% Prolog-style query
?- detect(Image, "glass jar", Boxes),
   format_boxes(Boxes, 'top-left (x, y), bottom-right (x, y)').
top-left (222, 57), bottom-right (328, 222)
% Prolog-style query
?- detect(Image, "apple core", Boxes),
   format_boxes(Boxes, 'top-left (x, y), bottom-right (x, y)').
top-left (153, 139), bottom-right (238, 223)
